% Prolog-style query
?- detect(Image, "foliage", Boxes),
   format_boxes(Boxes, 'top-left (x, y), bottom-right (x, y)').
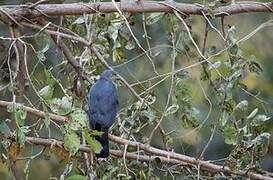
top-left (0, 0), bottom-right (272, 179)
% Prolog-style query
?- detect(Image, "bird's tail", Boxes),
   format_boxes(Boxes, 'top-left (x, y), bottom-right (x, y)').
top-left (95, 129), bottom-right (109, 158)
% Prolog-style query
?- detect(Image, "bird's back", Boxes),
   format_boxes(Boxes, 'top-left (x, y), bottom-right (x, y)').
top-left (89, 79), bottom-right (118, 130)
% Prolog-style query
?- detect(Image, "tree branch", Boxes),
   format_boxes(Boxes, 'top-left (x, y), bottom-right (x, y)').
top-left (50, 33), bottom-right (91, 83)
top-left (0, 100), bottom-right (272, 180)
top-left (0, 100), bottom-right (67, 123)
top-left (22, 136), bottom-right (188, 166)
top-left (9, 25), bottom-right (27, 101)
top-left (0, 1), bottom-right (272, 21)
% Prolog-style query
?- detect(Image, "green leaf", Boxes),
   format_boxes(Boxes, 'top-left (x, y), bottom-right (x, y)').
top-left (220, 110), bottom-right (229, 127)
top-left (51, 96), bottom-right (73, 115)
top-left (247, 108), bottom-right (258, 120)
top-left (177, 70), bottom-right (190, 80)
top-left (44, 69), bottom-right (56, 86)
top-left (112, 48), bottom-right (126, 62)
top-left (164, 13), bottom-right (179, 34)
top-left (223, 126), bottom-right (237, 145)
top-left (36, 51), bottom-right (46, 62)
top-left (39, 85), bottom-right (54, 100)
top-left (125, 39), bottom-right (135, 50)
top-left (253, 132), bottom-right (271, 146)
top-left (146, 13), bottom-right (163, 25)
top-left (226, 26), bottom-right (237, 47)
top-left (36, 43), bottom-right (50, 62)
top-left (108, 21), bottom-right (121, 42)
top-left (254, 114), bottom-right (271, 122)
top-left (16, 128), bottom-right (26, 145)
top-left (20, 126), bottom-right (31, 134)
top-left (67, 175), bottom-right (87, 180)
top-left (248, 55), bottom-right (263, 75)
top-left (229, 44), bottom-right (240, 56)
top-left (64, 132), bottom-right (81, 155)
top-left (229, 69), bottom-right (242, 81)
top-left (165, 104), bottom-right (179, 116)
top-left (146, 95), bottom-right (156, 105)
top-left (247, 132), bottom-right (271, 148)
top-left (72, 16), bottom-right (85, 25)
top-left (69, 109), bottom-right (87, 131)
top-left (252, 114), bottom-right (271, 126)
top-left (208, 61), bottom-right (221, 70)
top-left (226, 26), bottom-right (241, 56)
top-left (89, 129), bottom-right (104, 136)
top-left (7, 103), bottom-right (13, 113)
top-left (142, 110), bottom-right (157, 122)
top-left (235, 100), bottom-right (248, 111)
top-left (83, 129), bottom-right (102, 154)
top-left (0, 120), bottom-right (10, 135)
top-left (8, 103), bottom-right (27, 127)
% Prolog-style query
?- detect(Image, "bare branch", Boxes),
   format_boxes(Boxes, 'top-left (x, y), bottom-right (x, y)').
top-left (0, 100), bottom-right (68, 123)
top-left (0, 1), bottom-right (273, 20)
top-left (50, 30), bottom-right (91, 83)
top-left (22, 136), bottom-right (188, 166)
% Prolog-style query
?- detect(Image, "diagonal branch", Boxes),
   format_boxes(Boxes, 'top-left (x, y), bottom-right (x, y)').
top-left (50, 35), bottom-right (91, 83)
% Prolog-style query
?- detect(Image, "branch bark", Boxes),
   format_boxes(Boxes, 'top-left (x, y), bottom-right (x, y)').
top-left (0, 100), bottom-right (272, 180)
top-left (9, 25), bottom-right (27, 101)
top-left (0, 1), bottom-right (272, 20)
top-left (23, 136), bottom-right (188, 166)
top-left (50, 33), bottom-right (91, 83)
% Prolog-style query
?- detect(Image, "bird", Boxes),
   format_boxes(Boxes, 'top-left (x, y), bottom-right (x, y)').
top-left (88, 70), bottom-right (119, 158)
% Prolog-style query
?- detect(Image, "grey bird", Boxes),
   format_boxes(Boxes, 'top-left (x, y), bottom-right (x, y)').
top-left (88, 70), bottom-right (119, 158)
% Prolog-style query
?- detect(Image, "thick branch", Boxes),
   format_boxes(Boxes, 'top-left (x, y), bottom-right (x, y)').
top-left (0, 1), bottom-right (272, 21)
top-left (23, 136), bottom-right (187, 166)
top-left (0, 100), bottom-right (272, 179)
top-left (0, 100), bottom-right (67, 123)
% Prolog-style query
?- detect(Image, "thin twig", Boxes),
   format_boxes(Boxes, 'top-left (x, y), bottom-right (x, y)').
top-left (148, 32), bottom-right (176, 143)
top-left (111, 0), bottom-right (159, 75)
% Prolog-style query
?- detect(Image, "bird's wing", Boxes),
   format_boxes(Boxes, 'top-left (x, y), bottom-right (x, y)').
top-left (89, 81), bottom-right (118, 129)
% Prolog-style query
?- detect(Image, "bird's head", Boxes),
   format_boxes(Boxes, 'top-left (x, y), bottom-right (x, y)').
top-left (100, 69), bottom-right (118, 81)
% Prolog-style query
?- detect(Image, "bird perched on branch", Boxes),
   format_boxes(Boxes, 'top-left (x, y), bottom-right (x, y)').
top-left (88, 70), bottom-right (119, 158)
